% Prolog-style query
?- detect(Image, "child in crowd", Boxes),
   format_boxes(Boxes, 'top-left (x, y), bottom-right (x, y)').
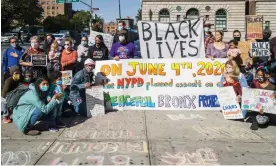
top-left (22, 70), bottom-right (34, 87)
top-left (223, 74), bottom-right (242, 100)
top-left (227, 40), bottom-right (242, 67)
top-left (47, 72), bottom-right (67, 132)
top-left (47, 41), bottom-right (61, 77)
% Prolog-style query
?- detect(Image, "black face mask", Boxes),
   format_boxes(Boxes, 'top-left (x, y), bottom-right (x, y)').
top-left (263, 35), bottom-right (270, 40)
top-left (234, 37), bottom-right (241, 42)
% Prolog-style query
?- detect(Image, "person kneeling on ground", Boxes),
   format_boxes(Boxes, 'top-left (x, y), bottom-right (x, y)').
top-left (12, 76), bottom-right (63, 135)
top-left (70, 58), bottom-right (95, 116)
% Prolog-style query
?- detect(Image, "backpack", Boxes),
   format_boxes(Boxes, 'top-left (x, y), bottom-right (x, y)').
top-left (5, 85), bottom-right (29, 110)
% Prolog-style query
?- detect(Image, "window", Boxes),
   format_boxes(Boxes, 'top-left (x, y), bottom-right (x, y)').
top-left (186, 8), bottom-right (199, 19)
top-left (159, 9), bottom-right (170, 22)
top-left (56, 7), bottom-right (58, 9)
top-left (47, 6), bottom-right (50, 9)
top-left (265, 21), bottom-right (270, 29)
top-left (215, 9), bottom-right (227, 31)
top-left (52, 11), bottom-right (55, 15)
top-left (177, 15), bottom-right (180, 21)
top-left (52, 6), bottom-right (55, 9)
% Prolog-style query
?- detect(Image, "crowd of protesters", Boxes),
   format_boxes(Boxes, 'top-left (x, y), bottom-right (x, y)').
top-left (1, 20), bottom-right (276, 135)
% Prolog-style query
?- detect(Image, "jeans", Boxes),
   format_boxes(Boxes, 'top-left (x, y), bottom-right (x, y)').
top-left (71, 97), bottom-right (87, 116)
top-left (49, 104), bottom-right (63, 125)
top-left (26, 109), bottom-right (43, 129)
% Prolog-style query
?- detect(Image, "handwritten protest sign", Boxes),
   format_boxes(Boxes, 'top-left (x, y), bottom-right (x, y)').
top-left (242, 88), bottom-right (276, 114)
top-left (250, 42), bottom-right (270, 57)
top-left (86, 86), bottom-right (105, 117)
top-left (95, 58), bottom-right (227, 111)
top-left (246, 15), bottom-right (263, 40)
top-left (217, 87), bottom-right (245, 119)
top-left (61, 70), bottom-right (72, 85)
top-left (137, 18), bottom-right (204, 59)
top-left (89, 31), bottom-right (114, 51)
top-left (31, 54), bottom-right (47, 66)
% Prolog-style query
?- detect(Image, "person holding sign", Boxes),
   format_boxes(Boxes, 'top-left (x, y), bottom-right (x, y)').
top-left (249, 68), bottom-right (276, 130)
top-left (69, 59), bottom-right (96, 116)
top-left (61, 38), bottom-right (78, 72)
top-left (19, 36), bottom-right (46, 79)
top-left (110, 30), bottom-right (137, 60)
top-left (206, 31), bottom-right (229, 60)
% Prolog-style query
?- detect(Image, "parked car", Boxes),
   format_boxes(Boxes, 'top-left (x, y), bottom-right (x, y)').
top-left (1, 33), bottom-right (17, 43)
top-left (52, 33), bottom-right (64, 41)
top-left (20, 27), bottom-right (44, 42)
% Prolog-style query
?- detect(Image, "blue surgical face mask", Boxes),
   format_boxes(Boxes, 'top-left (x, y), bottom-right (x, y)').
top-left (56, 80), bottom-right (62, 85)
top-left (11, 43), bottom-right (17, 48)
top-left (40, 85), bottom-right (49, 92)
top-left (118, 26), bottom-right (123, 31)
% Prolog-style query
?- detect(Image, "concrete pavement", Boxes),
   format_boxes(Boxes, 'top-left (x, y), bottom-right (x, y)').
top-left (1, 110), bottom-right (276, 165)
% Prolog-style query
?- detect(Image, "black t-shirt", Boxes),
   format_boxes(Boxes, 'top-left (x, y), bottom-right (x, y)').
top-left (90, 45), bottom-right (109, 61)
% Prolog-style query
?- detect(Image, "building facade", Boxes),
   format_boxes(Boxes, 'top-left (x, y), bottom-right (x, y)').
top-left (141, 0), bottom-right (276, 40)
top-left (38, 0), bottom-right (73, 19)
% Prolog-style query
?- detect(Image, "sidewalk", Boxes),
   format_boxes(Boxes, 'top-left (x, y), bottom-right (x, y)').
top-left (1, 110), bottom-right (276, 165)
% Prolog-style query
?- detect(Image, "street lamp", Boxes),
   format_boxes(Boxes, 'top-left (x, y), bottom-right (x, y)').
top-left (119, 0), bottom-right (121, 19)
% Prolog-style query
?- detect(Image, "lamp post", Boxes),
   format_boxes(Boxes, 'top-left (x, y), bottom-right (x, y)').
top-left (119, 0), bottom-right (121, 19)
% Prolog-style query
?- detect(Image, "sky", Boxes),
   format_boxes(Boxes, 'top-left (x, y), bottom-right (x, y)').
top-left (72, 0), bottom-right (141, 22)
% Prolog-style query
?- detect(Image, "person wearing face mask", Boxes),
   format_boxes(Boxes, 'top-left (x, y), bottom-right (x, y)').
top-left (113, 20), bottom-right (139, 44)
top-left (204, 23), bottom-right (215, 50)
top-left (2, 37), bottom-right (25, 82)
top-left (76, 36), bottom-right (90, 72)
top-left (206, 30), bottom-right (229, 60)
top-left (20, 36), bottom-right (46, 79)
top-left (43, 34), bottom-right (55, 54)
top-left (57, 39), bottom-right (65, 52)
top-left (110, 30), bottom-right (137, 60)
top-left (89, 35), bottom-right (109, 61)
top-left (21, 70), bottom-right (34, 87)
top-left (249, 68), bottom-right (276, 130)
top-left (12, 76), bottom-right (62, 135)
top-left (1, 66), bottom-right (21, 124)
top-left (69, 59), bottom-right (96, 116)
top-left (61, 38), bottom-right (78, 72)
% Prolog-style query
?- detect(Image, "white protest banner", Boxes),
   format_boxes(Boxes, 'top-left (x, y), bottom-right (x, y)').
top-left (61, 70), bottom-right (72, 85)
top-left (95, 58), bottom-right (227, 111)
top-left (242, 88), bottom-right (276, 114)
top-left (86, 86), bottom-right (105, 117)
top-left (217, 87), bottom-right (245, 119)
top-left (250, 42), bottom-right (270, 57)
top-left (89, 31), bottom-right (114, 51)
top-left (137, 18), bottom-right (204, 59)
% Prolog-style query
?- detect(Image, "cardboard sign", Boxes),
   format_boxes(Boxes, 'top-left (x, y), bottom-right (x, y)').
top-left (95, 58), bottom-right (227, 111)
top-left (89, 31), bottom-right (114, 51)
top-left (238, 41), bottom-right (251, 65)
top-left (246, 15), bottom-right (263, 40)
top-left (250, 42), bottom-right (270, 57)
top-left (61, 70), bottom-right (72, 85)
top-left (217, 87), bottom-right (245, 119)
top-left (242, 88), bottom-right (276, 114)
top-left (86, 86), bottom-right (105, 117)
top-left (137, 18), bottom-right (205, 59)
top-left (31, 54), bottom-right (47, 66)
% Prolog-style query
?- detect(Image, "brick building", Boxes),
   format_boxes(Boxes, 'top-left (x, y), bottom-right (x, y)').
top-left (141, 0), bottom-right (276, 40)
top-left (38, 0), bottom-right (73, 19)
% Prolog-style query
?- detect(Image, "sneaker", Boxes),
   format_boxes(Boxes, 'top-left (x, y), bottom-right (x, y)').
top-left (250, 122), bottom-right (259, 130)
top-left (56, 121), bottom-right (66, 128)
top-left (49, 127), bottom-right (59, 132)
top-left (24, 129), bottom-right (40, 136)
top-left (3, 117), bottom-right (12, 124)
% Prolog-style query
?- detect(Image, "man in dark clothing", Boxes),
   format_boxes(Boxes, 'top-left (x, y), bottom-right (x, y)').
top-left (113, 20), bottom-right (139, 44)
top-left (43, 34), bottom-right (55, 54)
top-left (17, 31), bottom-right (24, 44)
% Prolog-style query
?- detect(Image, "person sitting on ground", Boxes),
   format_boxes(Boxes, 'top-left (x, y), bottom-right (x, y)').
top-left (222, 74), bottom-right (242, 101)
top-left (1, 66), bottom-right (21, 124)
top-left (227, 39), bottom-right (242, 67)
top-left (47, 72), bottom-right (67, 131)
top-left (12, 76), bottom-right (63, 135)
top-left (249, 68), bottom-right (276, 130)
top-left (21, 70), bottom-right (34, 87)
top-left (89, 35), bottom-right (109, 61)
top-left (61, 37), bottom-right (77, 72)
top-left (110, 30), bottom-right (137, 60)
top-left (206, 30), bottom-right (229, 60)
top-left (69, 59), bottom-right (95, 116)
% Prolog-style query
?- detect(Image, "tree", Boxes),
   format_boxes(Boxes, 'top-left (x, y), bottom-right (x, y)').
top-left (43, 15), bottom-right (73, 32)
top-left (135, 8), bottom-right (142, 24)
top-left (92, 14), bottom-right (104, 32)
top-left (71, 10), bottom-right (90, 31)
top-left (2, 0), bottom-right (43, 32)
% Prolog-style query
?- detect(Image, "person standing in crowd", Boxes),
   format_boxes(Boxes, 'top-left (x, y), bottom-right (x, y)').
top-left (47, 41), bottom-right (62, 78)
top-left (204, 23), bottom-right (215, 50)
top-left (61, 38), bottom-right (77, 72)
top-left (57, 38), bottom-right (65, 52)
top-left (110, 30), bottom-right (137, 60)
top-left (43, 34), bottom-right (55, 54)
top-left (249, 68), bottom-right (276, 130)
top-left (76, 36), bottom-right (90, 72)
top-left (89, 35), bottom-right (109, 61)
top-left (17, 31), bottom-right (24, 44)
top-left (206, 31), bottom-right (229, 59)
top-left (12, 76), bottom-right (63, 135)
top-left (20, 36), bottom-right (46, 79)
top-left (1, 66), bottom-right (21, 124)
top-left (233, 30), bottom-right (241, 42)
top-left (2, 37), bottom-right (25, 81)
top-left (70, 59), bottom-right (95, 116)
top-left (113, 20), bottom-right (138, 43)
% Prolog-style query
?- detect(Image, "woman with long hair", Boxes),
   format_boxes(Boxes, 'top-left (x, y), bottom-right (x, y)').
top-left (89, 35), bottom-right (109, 61)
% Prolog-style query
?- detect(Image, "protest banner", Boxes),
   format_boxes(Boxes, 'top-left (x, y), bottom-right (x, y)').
top-left (88, 31), bottom-right (114, 51)
top-left (242, 88), bottom-right (276, 114)
top-left (61, 70), bottom-right (72, 85)
top-left (137, 18), bottom-right (204, 59)
top-left (250, 42), bottom-right (270, 57)
top-left (31, 54), bottom-right (47, 66)
top-left (246, 15), bottom-right (263, 40)
top-left (95, 58), bottom-right (227, 111)
top-left (217, 87), bottom-right (245, 119)
top-left (238, 41), bottom-right (250, 65)
top-left (86, 86), bottom-right (105, 117)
